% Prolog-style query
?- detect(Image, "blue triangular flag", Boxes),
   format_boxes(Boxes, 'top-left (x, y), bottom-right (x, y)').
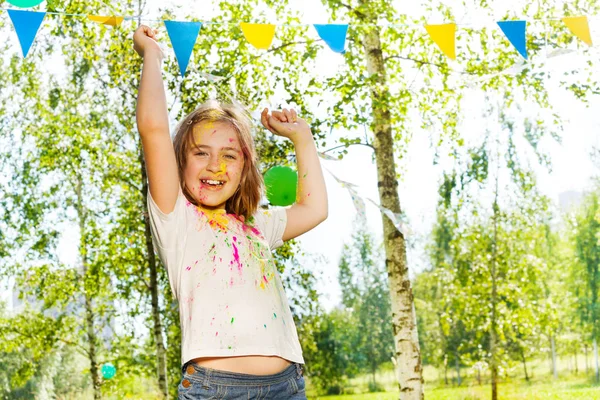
top-left (497, 20), bottom-right (528, 60)
top-left (313, 24), bottom-right (348, 54)
top-left (164, 20), bottom-right (202, 77)
top-left (8, 10), bottom-right (46, 58)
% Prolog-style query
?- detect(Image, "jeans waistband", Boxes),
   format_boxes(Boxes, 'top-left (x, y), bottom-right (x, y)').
top-left (182, 361), bottom-right (303, 386)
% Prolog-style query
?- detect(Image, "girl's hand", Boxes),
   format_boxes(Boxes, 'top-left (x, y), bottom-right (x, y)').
top-left (133, 25), bottom-right (164, 59)
top-left (261, 108), bottom-right (312, 143)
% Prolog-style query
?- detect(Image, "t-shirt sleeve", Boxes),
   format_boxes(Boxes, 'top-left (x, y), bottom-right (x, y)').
top-left (147, 188), bottom-right (188, 252)
top-left (253, 207), bottom-right (288, 251)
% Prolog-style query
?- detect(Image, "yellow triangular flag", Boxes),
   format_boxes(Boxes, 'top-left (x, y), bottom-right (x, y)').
top-left (562, 16), bottom-right (592, 46)
top-left (240, 23), bottom-right (276, 50)
top-left (88, 15), bottom-right (124, 27)
top-left (425, 23), bottom-right (456, 60)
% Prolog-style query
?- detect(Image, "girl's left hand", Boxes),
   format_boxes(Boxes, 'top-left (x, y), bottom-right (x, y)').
top-left (261, 108), bottom-right (312, 143)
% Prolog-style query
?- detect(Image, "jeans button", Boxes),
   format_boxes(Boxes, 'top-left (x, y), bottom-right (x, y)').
top-left (186, 365), bottom-right (195, 375)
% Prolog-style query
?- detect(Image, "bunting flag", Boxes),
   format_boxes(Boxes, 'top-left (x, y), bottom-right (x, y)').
top-left (497, 20), bottom-right (528, 59)
top-left (88, 15), bottom-right (125, 27)
top-left (562, 16), bottom-right (593, 46)
top-left (425, 23), bottom-right (456, 60)
top-left (313, 24), bottom-right (348, 54)
top-left (240, 23), bottom-right (276, 50)
top-left (318, 152), bottom-right (340, 161)
top-left (163, 20), bottom-right (202, 77)
top-left (366, 199), bottom-right (411, 236)
top-left (7, 9), bottom-right (46, 57)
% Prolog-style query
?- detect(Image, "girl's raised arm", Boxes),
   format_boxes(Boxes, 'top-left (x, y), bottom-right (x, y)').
top-left (134, 25), bottom-right (180, 214)
top-left (261, 108), bottom-right (328, 240)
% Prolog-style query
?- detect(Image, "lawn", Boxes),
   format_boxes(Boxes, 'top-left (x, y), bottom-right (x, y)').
top-left (311, 378), bottom-right (600, 399)
top-left (307, 356), bottom-right (600, 399)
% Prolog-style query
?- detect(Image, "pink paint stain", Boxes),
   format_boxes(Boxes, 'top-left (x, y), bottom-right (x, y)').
top-left (216, 332), bottom-right (219, 336)
top-left (186, 260), bottom-right (199, 271)
top-left (232, 237), bottom-right (242, 272)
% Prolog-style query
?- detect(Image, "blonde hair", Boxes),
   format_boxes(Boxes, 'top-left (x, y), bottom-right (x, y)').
top-left (172, 100), bottom-right (263, 219)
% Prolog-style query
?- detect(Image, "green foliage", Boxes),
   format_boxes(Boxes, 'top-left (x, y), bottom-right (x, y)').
top-left (301, 221), bottom-right (394, 394)
top-left (569, 189), bottom-right (600, 341)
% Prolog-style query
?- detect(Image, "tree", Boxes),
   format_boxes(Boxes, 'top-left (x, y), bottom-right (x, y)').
top-left (311, 0), bottom-right (600, 396)
top-left (570, 189), bottom-right (600, 382)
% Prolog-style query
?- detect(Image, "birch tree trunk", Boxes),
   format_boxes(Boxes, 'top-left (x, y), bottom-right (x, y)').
top-left (551, 335), bottom-right (558, 379)
top-left (76, 179), bottom-right (101, 400)
top-left (490, 173), bottom-right (499, 400)
top-left (455, 355), bottom-right (461, 386)
top-left (359, 5), bottom-right (423, 397)
top-left (594, 338), bottom-right (599, 382)
top-left (140, 144), bottom-right (169, 398)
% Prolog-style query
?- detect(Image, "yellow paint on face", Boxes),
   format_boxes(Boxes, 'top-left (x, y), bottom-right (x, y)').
top-left (218, 161), bottom-right (227, 174)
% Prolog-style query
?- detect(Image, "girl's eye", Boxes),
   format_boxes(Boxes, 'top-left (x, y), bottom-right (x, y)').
top-left (196, 152), bottom-right (208, 156)
top-left (224, 155), bottom-right (236, 160)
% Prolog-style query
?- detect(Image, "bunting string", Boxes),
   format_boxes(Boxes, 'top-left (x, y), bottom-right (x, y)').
top-left (319, 153), bottom-right (411, 237)
top-left (0, 7), bottom-right (597, 76)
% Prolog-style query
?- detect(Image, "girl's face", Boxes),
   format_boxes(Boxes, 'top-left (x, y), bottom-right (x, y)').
top-left (185, 121), bottom-right (245, 211)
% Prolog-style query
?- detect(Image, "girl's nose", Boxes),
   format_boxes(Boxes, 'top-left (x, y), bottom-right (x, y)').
top-left (206, 155), bottom-right (221, 173)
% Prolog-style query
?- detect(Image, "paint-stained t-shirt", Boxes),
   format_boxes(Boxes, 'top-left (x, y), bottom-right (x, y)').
top-left (147, 189), bottom-right (304, 366)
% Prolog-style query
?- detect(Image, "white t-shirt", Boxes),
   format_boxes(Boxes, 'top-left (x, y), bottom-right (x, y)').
top-left (147, 189), bottom-right (304, 366)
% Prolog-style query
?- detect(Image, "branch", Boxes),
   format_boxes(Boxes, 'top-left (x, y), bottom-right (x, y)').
top-left (329, 0), bottom-right (367, 20)
top-left (385, 54), bottom-right (476, 76)
top-left (322, 142), bottom-right (375, 154)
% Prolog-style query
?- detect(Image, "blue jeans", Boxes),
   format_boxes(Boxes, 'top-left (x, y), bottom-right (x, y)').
top-left (178, 361), bottom-right (307, 399)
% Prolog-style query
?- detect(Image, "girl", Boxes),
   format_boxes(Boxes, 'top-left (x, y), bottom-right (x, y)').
top-left (133, 24), bottom-right (328, 399)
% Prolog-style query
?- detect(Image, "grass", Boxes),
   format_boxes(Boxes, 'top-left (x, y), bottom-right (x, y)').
top-left (310, 377), bottom-right (600, 400)
top-left (307, 355), bottom-right (600, 399)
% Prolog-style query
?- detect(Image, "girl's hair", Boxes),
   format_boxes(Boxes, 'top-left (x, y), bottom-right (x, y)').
top-left (172, 99), bottom-right (263, 219)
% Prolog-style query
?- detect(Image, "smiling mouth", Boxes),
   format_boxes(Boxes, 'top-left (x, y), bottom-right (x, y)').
top-left (201, 179), bottom-right (226, 187)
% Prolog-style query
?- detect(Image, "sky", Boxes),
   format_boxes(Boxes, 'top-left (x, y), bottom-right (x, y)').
top-left (2, 0), bottom-right (600, 313)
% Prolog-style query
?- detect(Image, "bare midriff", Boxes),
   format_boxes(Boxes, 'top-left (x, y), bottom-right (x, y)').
top-left (191, 355), bottom-right (292, 375)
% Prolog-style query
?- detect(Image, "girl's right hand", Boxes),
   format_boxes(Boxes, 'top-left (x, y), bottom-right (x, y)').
top-left (133, 25), bottom-right (164, 59)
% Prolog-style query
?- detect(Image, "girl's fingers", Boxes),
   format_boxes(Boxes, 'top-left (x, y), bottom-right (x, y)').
top-left (291, 109), bottom-right (298, 122)
top-left (282, 108), bottom-right (292, 123)
top-left (270, 110), bottom-right (283, 122)
top-left (261, 108), bottom-right (275, 133)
